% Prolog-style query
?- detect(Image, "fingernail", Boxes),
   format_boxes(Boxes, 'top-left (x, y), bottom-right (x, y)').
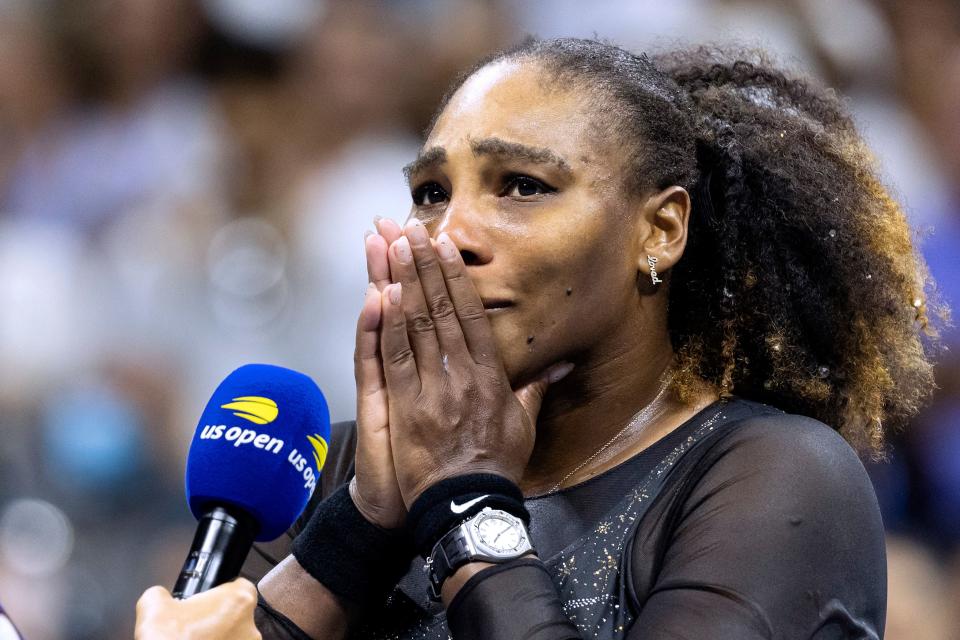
top-left (437, 232), bottom-right (457, 260)
top-left (548, 362), bottom-right (575, 383)
top-left (364, 229), bottom-right (373, 240)
top-left (373, 215), bottom-right (383, 225)
top-left (394, 236), bottom-right (412, 263)
top-left (405, 217), bottom-right (428, 244)
top-left (388, 283), bottom-right (402, 305)
top-left (366, 282), bottom-right (376, 295)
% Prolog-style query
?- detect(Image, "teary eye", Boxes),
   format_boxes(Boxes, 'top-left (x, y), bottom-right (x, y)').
top-left (412, 182), bottom-right (448, 206)
top-left (503, 175), bottom-right (553, 197)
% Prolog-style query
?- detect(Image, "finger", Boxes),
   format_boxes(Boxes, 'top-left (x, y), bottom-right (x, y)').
top-left (435, 232), bottom-right (499, 365)
top-left (355, 283), bottom-right (388, 410)
top-left (380, 283), bottom-right (421, 398)
top-left (374, 216), bottom-right (403, 245)
top-left (388, 235), bottom-right (443, 376)
top-left (353, 282), bottom-right (383, 397)
top-left (365, 232), bottom-right (391, 291)
top-left (514, 362), bottom-right (575, 420)
top-left (194, 580), bottom-right (261, 640)
top-left (354, 285), bottom-right (387, 424)
top-left (404, 218), bottom-right (469, 360)
top-left (136, 586), bottom-right (172, 615)
top-left (220, 578), bottom-right (259, 611)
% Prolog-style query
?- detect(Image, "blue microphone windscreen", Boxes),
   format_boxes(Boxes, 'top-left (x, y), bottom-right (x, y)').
top-left (185, 364), bottom-right (331, 541)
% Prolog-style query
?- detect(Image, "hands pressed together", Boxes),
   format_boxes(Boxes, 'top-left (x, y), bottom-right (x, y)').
top-left (348, 217), bottom-right (573, 530)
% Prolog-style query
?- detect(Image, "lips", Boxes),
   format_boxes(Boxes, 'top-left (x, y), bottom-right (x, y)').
top-left (481, 298), bottom-right (513, 311)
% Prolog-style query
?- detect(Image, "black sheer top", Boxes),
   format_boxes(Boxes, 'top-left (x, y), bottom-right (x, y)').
top-left (245, 397), bottom-right (886, 639)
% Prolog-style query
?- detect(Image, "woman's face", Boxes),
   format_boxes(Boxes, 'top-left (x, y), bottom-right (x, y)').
top-left (406, 60), bottom-right (649, 384)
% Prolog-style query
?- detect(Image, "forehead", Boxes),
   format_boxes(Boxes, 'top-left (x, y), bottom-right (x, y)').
top-left (426, 60), bottom-right (603, 162)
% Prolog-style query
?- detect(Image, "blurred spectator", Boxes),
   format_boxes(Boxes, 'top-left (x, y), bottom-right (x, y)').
top-left (2, 0), bottom-right (226, 237)
top-left (885, 536), bottom-right (953, 640)
top-left (876, 0), bottom-right (960, 203)
top-left (0, 1), bottom-right (70, 209)
top-left (190, 0), bottom-right (516, 419)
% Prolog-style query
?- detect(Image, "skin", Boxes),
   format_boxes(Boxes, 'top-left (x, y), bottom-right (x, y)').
top-left (260, 58), bottom-right (718, 637)
top-left (134, 580), bottom-right (261, 640)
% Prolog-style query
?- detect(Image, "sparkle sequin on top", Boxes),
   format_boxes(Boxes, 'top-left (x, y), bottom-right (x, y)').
top-left (354, 408), bottom-right (728, 640)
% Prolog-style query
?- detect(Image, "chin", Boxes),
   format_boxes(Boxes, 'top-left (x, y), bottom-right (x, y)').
top-left (499, 344), bottom-right (555, 389)
top-left (489, 313), bottom-right (565, 386)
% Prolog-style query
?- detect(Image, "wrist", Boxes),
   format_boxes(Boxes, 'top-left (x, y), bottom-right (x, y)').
top-left (440, 561), bottom-right (495, 604)
top-left (291, 484), bottom-right (415, 606)
top-left (408, 475), bottom-right (534, 601)
top-left (439, 553), bottom-right (538, 605)
top-left (407, 473), bottom-right (529, 556)
top-left (348, 477), bottom-right (405, 530)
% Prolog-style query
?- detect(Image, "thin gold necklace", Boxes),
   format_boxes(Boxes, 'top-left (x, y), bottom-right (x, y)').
top-left (546, 369), bottom-right (674, 495)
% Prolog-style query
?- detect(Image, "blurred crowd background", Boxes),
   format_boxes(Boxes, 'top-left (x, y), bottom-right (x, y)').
top-left (0, 0), bottom-right (958, 638)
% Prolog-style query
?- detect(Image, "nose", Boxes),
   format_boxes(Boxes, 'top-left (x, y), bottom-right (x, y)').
top-left (431, 201), bottom-right (493, 267)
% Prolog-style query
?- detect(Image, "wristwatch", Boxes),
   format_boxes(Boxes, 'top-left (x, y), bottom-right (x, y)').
top-left (424, 507), bottom-right (533, 600)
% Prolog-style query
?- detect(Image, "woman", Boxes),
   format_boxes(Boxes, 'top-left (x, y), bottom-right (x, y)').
top-left (246, 39), bottom-right (942, 639)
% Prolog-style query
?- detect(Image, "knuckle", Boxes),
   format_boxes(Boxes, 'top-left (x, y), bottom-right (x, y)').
top-left (389, 306), bottom-right (407, 328)
top-left (443, 401), bottom-right (464, 426)
top-left (232, 582), bottom-right (258, 607)
top-left (446, 270), bottom-right (468, 284)
top-left (358, 384), bottom-right (385, 400)
top-left (353, 355), bottom-right (379, 383)
top-left (388, 346), bottom-right (415, 368)
top-left (458, 301), bottom-right (486, 322)
top-left (354, 350), bottom-right (378, 368)
top-left (416, 253), bottom-right (439, 271)
top-left (136, 586), bottom-right (166, 611)
top-left (407, 311), bottom-right (435, 334)
top-left (428, 294), bottom-right (456, 320)
top-left (446, 270), bottom-right (473, 292)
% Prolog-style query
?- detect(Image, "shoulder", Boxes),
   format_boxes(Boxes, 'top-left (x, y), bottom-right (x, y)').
top-left (663, 399), bottom-right (886, 579)
top-left (628, 401), bottom-right (886, 630)
top-left (639, 398), bottom-right (886, 575)
top-left (699, 400), bottom-right (874, 498)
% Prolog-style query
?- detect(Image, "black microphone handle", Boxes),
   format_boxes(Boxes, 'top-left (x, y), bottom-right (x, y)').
top-left (172, 505), bottom-right (257, 599)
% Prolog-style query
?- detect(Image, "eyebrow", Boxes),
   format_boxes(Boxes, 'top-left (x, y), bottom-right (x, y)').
top-left (402, 147), bottom-right (446, 182)
top-left (402, 137), bottom-right (572, 184)
top-left (472, 137), bottom-right (572, 174)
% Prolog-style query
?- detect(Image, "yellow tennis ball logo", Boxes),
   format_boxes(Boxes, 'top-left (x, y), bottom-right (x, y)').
top-left (307, 433), bottom-right (328, 472)
top-left (220, 396), bottom-right (279, 425)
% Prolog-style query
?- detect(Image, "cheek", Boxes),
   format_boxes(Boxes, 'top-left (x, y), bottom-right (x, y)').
top-left (493, 230), bottom-right (634, 379)
top-left (530, 259), bottom-right (627, 345)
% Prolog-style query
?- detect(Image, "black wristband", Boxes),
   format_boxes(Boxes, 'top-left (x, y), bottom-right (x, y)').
top-left (406, 473), bottom-right (529, 557)
top-left (291, 484), bottom-right (414, 606)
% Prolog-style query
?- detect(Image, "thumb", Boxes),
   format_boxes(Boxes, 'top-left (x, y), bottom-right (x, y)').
top-left (514, 362), bottom-right (575, 421)
top-left (136, 586), bottom-right (173, 614)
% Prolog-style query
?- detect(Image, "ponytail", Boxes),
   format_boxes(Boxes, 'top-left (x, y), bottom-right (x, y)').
top-left (658, 46), bottom-right (943, 454)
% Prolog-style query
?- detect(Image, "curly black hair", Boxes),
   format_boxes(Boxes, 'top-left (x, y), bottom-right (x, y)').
top-left (429, 38), bottom-right (946, 456)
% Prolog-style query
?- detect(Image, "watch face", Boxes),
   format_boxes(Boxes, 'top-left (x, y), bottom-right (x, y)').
top-left (475, 513), bottom-right (524, 553)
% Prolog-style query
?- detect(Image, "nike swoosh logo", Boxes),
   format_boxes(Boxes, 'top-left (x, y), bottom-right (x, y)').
top-left (450, 495), bottom-right (489, 514)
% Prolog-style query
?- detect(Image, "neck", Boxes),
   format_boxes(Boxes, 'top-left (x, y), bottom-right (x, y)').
top-left (519, 307), bottom-right (714, 495)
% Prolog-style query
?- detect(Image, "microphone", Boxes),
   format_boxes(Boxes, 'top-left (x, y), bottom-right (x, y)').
top-left (172, 363), bottom-right (331, 599)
